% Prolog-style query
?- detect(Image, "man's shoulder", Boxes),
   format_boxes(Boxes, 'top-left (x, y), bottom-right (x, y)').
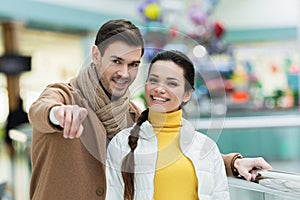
top-left (38, 82), bottom-right (75, 105)
top-left (128, 101), bottom-right (142, 123)
top-left (43, 82), bottom-right (75, 97)
top-left (46, 82), bottom-right (73, 91)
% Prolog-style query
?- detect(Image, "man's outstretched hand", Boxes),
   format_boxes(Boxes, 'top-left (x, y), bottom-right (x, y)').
top-left (53, 105), bottom-right (88, 139)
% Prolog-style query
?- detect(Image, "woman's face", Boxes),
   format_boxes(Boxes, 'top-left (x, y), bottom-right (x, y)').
top-left (145, 60), bottom-right (192, 113)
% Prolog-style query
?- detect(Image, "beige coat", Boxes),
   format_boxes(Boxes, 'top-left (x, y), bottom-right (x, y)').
top-left (29, 82), bottom-right (237, 200)
top-left (29, 82), bottom-right (140, 200)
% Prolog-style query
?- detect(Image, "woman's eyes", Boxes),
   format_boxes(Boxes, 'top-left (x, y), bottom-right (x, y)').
top-left (167, 82), bottom-right (178, 87)
top-left (148, 78), bottom-right (158, 83)
top-left (148, 78), bottom-right (178, 87)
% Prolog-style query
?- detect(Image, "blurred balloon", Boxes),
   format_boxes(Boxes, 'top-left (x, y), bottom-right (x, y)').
top-left (189, 6), bottom-right (207, 25)
top-left (271, 64), bottom-right (279, 73)
top-left (169, 25), bottom-right (178, 39)
top-left (209, 0), bottom-right (220, 7)
top-left (138, 0), bottom-right (161, 21)
top-left (144, 43), bottom-right (160, 62)
top-left (213, 21), bottom-right (225, 39)
top-left (144, 3), bottom-right (160, 20)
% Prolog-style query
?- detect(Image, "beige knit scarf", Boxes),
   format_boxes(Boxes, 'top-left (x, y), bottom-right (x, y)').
top-left (73, 64), bottom-right (130, 138)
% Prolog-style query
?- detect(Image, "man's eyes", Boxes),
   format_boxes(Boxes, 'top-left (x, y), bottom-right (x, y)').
top-left (129, 62), bottom-right (140, 68)
top-left (112, 59), bottom-right (121, 64)
top-left (112, 60), bottom-right (140, 68)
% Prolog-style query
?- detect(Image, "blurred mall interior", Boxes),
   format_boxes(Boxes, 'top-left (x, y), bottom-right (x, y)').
top-left (0, 0), bottom-right (300, 199)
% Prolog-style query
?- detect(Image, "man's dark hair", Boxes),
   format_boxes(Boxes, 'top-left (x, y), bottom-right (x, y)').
top-left (95, 19), bottom-right (144, 57)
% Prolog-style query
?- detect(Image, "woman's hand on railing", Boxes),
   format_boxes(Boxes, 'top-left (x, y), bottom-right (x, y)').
top-left (234, 157), bottom-right (273, 181)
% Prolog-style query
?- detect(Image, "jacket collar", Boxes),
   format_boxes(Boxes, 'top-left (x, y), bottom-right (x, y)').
top-left (138, 119), bottom-right (213, 159)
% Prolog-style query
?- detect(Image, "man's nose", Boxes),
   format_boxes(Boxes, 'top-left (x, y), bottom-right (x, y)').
top-left (116, 64), bottom-right (129, 77)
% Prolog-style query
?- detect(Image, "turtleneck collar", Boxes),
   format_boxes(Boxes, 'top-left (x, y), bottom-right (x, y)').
top-left (148, 109), bottom-right (182, 133)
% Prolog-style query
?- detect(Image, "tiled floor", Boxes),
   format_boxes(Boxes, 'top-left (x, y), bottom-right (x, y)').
top-left (0, 139), bottom-right (300, 200)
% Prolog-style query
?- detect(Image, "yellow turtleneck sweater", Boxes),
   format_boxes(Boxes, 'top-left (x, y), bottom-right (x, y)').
top-left (148, 109), bottom-right (198, 200)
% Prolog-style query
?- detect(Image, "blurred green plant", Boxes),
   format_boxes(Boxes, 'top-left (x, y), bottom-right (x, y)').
top-left (0, 127), bottom-right (4, 141)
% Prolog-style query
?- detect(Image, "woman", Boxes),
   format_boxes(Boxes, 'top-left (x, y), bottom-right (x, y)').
top-left (106, 50), bottom-right (230, 199)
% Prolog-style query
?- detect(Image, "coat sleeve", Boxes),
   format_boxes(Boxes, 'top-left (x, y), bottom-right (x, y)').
top-left (212, 144), bottom-right (230, 199)
top-left (222, 153), bottom-right (241, 177)
top-left (28, 83), bottom-right (73, 133)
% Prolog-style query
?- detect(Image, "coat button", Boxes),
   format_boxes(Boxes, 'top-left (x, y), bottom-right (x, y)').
top-left (96, 187), bottom-right (104, 196)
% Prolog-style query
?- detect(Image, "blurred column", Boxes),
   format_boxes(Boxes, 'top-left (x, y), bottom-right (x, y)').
top-left (2, 21), bottom-right (23, 111)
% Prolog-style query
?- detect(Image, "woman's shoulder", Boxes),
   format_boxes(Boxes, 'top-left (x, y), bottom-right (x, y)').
top-left (107, 128), bottom-right (132, 158)
top-left (182, 118), bottom-right (215, 140)
top-left (181, 119), bottom-right (210, 138)
top-left (110, 127), bottom-right (132, 143)
top-left (181, 118), bottom-right (218, 155)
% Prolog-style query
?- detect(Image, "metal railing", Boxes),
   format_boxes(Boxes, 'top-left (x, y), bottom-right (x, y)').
top-left (228, 176), bottom-right (300, 200)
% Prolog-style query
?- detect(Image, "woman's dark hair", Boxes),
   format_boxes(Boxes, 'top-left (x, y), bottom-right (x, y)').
top-left (95, 19), bottom-right (144, 57)
top-left (121, 50), bottom-right (195, 200)
top-left (121, 109), bottom-right (149, 200)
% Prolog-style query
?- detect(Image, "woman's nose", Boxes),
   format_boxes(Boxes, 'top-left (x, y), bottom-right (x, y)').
top-left (155, 85), bottom-right (166, 93)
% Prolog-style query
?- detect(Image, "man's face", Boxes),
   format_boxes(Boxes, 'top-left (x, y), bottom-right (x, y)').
top-left (94, 41), bottom-right (142, 99)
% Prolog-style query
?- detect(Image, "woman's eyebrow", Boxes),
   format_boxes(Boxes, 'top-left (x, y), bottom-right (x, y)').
top-left (149, 74), bottom-right (159, 78)
top-left (167, 77), bottom-right (179, 81)
top-left (149, 74), bottom-right (180, 81)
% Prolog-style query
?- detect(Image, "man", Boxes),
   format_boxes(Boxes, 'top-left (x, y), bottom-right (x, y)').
top-left (29, 19), bottom-right (272, 200)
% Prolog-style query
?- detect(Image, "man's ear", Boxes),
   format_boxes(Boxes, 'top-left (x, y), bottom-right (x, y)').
top-left (92, 45), bottom-right (101, 63)
top-left (183, 89), bottom-right (193, 103)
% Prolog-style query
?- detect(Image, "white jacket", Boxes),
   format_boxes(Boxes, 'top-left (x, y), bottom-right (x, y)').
top-left (106, 118), bottom-right (230, 200)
